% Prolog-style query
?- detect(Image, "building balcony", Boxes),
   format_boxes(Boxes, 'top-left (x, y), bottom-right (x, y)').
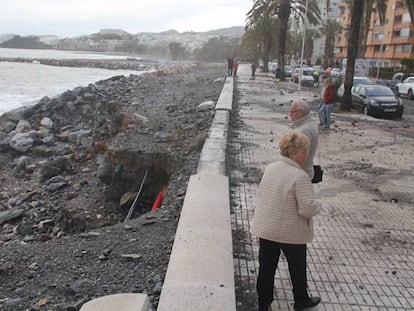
top-left (394, 52), bottom-right (414, 59)
top-left (392, 37), bottom-right (414, 44)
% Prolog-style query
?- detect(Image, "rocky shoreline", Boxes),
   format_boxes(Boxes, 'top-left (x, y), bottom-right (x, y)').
top-left (0, 61), bottom-right (226, 310)
top-left (0, 57), bottom-right (166, 71)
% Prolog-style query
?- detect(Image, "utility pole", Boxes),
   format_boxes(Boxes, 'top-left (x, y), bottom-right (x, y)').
top-left (298, 0), bottom-right (308, 91)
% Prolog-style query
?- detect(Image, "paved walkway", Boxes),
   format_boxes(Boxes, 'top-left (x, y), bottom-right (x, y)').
top-left (229, 64), bottom-right (414, 310)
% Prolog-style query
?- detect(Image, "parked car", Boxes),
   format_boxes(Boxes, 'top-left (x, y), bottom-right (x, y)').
top-left (330, 68), bottom-right (342, 78)
top-left (337, 76), bottom-right (376, 98)
top-left (394, 76), bottom-right (414, 100)
top-left (268, 60), bottom-right (278, 73)
top-left (291, 68), bottom-right (314, 86)
top-left (284, 65), bottom-right (293, 78)
top-left (386, 72), bottom-right (414, 90)
top-left (352, 84), bottom-right (404, 119)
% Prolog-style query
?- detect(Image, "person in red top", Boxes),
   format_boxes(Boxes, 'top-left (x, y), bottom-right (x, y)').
top-left (233, 60), bottom-right (239, 77)
top-left (318, 78), bottom-right (335, 129)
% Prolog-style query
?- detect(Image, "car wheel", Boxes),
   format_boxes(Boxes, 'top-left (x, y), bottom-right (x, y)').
top-left (394, 87), bottom-right (400, 97)
top-left (363, 105), bottom-right (370, 116)
top-left (408, 89), bottom-right (414, 100)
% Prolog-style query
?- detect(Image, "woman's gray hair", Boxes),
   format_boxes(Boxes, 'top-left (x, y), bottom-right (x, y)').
top-left (279, 131), bottom-right (309, 158)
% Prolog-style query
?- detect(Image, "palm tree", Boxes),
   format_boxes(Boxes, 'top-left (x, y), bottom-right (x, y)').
top-left (405, 0), bottom-right (414, 23)
top-left (247, 0), bottom-right (321, 78)
top-left (304, 29), bottom-right (321, 64)
top-left (243, 14), bottom-right (279, 71)
top-left (320, 19), bottom-right (341, 68)
top-left (341, 0), bottom-right (364, 111)
top-left (245, 2), bottom-right (281, 72)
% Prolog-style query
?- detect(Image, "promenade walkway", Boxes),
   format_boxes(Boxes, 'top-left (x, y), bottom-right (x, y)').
top-left (230, 64), bottom-right (414, 310)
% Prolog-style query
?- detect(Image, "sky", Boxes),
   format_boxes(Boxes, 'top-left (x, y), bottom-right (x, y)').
top-left (0, 0), bottom-right (253, 38)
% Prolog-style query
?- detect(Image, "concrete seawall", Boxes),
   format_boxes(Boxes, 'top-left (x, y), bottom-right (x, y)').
top-left (157, 76), bottom-right (236, 310)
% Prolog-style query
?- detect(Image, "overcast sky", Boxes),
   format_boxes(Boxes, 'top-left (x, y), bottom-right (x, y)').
top-left (0, 0), bottom-right (253, 37)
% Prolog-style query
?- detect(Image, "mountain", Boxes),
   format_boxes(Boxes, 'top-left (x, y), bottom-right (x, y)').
top-left (203, 26), bottom-right (245, 38)
top-left (0, 34), bottom-right (15, 44)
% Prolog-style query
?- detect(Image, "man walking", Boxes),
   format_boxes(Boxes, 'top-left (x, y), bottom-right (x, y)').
top-left (289, 100), bottom-right (319, 180)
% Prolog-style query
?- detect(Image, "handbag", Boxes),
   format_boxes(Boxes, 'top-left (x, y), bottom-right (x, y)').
top-left (311, 143), bottom-right (323, 184)
top-left (312, 165), bottom-right (323, 183)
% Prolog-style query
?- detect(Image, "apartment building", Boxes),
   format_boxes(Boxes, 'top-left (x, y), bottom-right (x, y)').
top-left (335, 0), bottom-right (414, 67)
top-left (312, 0), bottom-right (340, 62)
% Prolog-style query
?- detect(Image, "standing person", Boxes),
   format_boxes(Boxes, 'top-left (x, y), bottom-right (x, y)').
top-left (312, 69), bottom-right (320, 87)
top-left (251, 62), bottom-right (257, 80)
top-left (289, 101), bottom-right (318, 180)
top-left (251, 131), bottom-right (322, 311)
top-left (227, 57), bottom-right (234, 76)
top-left (233, 60), bottom-right (239, 77)
top-left (318, 78), bottom-right (335, 129)
top-left (274, 66), bottom-right (282, 85)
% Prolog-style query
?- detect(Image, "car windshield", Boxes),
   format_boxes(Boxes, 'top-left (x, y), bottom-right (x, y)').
top-left (365, 87), bottom-right (394, 96)
top-left (303, 70), bottom-right (313, 76)
top-left (354, 77), bottom-right (374, 85)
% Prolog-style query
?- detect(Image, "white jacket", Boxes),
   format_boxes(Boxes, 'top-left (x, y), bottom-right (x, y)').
top-left (250, 156), bottom-right (321, 244)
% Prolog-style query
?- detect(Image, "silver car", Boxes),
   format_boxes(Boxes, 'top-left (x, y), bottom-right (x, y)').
top-left (337, 76), bottom-right (376, 98)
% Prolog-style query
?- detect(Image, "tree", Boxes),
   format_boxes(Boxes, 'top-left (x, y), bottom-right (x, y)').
top-left (405, 0), bottom-right (414, 23)
top-left (244, 7), bottom-right (279, 72)
top-left (246, 0), bottom-right (321, 78)
top-left (341, 0), bottom-right (364, 111)
top-left (320, 19), bottom-right (341, 68)
top-left (304, 29), bottom-right (320, 64)
top-left (168, 42), bottom-right (187, 61)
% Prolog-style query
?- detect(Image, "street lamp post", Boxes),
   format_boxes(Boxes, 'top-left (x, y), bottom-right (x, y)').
top-left (376, 33), bottom-right (384, 80)
top-left (298, 0), bottom-right (308, 91)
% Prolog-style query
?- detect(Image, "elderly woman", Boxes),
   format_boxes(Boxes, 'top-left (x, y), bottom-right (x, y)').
top-left (251, 131), bottom-right (322, 311)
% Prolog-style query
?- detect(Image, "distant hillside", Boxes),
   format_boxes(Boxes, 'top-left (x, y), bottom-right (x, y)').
top-left (204, 26), bottom-right (245, 38)
top-left (0, 34), bottom-right (15, 44)
top-left (0, 35), bottom-right (53, 49)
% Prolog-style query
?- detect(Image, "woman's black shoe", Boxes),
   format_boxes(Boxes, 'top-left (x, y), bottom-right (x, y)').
top-left (293, 296), bottom-right (321, 310)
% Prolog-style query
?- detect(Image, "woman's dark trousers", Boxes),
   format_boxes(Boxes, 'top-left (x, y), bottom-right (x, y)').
top-left (257, 239), bottom-right (308, 310)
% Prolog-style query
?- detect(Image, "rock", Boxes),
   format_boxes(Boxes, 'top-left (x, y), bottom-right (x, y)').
top-left (9, 133), bottom-right (34, 152)
top-left (120, 192), bottom-right (137, 208)
top-left (196, 100), bottom-right (215, 112)
top-left (0, 209), bottom-right (25, 225)
top-left (2, 121), bottom-right (16, 132)
top-left (40, 117), bottom-right (54, 129)
top-left (15, 155), bottom-right (32, 172)
top-left (13, 119), bottom-right (32, 134)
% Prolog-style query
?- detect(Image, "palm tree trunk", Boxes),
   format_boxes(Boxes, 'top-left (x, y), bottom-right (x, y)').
top-left (277, 0), bottom-right (291, 80)
top-left (341, 0), bottom-right (364, 111)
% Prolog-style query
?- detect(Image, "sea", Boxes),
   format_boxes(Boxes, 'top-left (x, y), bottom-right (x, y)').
top-left (0, 48), bottom-right (149, 116)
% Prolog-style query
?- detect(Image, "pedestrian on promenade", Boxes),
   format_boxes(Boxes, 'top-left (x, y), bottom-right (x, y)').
top-left (318, 78), bottom-right (335, 129)
top-left (289, 100), bottom-right (318, 180)
top-left (274, 66), bottom-right (282, 85)
top-left (227, 57), bottom-right (234, 76)
top-left (251, 62), bottom-right (257, 80)
top-left (233, 60), bottom-right (239, 77)
top-left (250, 131), bottom-right (322, 311)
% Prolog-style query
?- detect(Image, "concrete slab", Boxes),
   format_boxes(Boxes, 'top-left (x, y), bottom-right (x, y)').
top-left (158, 173), bottom-right (235, 311)
top-left (80, 293), bottom-right (152, 311)
top-left (215, 77), bottom-right (233, 111)
top-left (197, 137), bottom-right (227, 174)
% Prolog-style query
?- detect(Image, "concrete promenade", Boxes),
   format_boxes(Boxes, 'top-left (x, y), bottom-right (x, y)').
top-left (230, 64), bottom-right (414, 310)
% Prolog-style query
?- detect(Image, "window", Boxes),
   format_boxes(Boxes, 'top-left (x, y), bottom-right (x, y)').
top-left (402, 13), bottom-right (411, 23)
top-left (373, 32), bottom-right (384, 40)
top-left (395, 44), bottom-right (412, 53)
top-left (400, 28), bottom-right (410, 37)
top-left (395, 15), bottom-right (403, 24)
